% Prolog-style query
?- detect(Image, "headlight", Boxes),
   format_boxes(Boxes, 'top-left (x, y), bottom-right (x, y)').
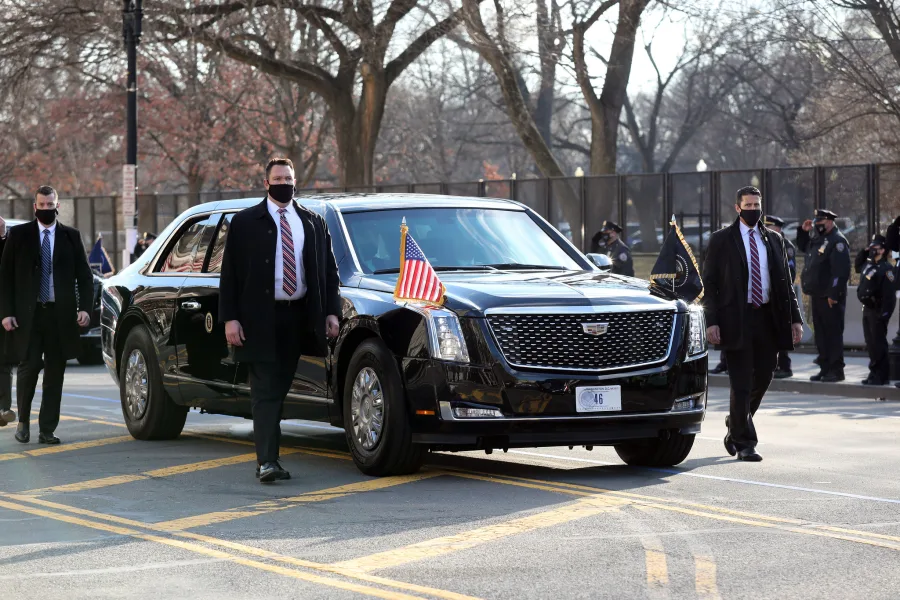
top-left (407, 305), bottom-right (470, 363)
top-left (687, 305), bottom-right (707, 357)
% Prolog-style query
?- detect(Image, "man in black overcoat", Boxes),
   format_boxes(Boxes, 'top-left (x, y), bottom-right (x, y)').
top-left (219, 158), bottom-right (342, 483)
top-left (702, 186), bottom-right (803, 462)
top-left (0, 186), bottom-right (93, 443)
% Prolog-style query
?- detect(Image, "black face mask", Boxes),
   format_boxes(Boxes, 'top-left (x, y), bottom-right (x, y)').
top-left (740, 209), bottom-right (761, 228)
top-left (870, 249), bottom-right (882, 260)
top-left (267, 183), bottom-right (294, 204)
top-left (815, 223), bottom-right (827, 235)
top-left (35, 208), bottom-right (57, 225)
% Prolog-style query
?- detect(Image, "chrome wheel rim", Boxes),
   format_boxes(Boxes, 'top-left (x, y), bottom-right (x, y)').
top-left (351, 367), bottom-right (384, 450)
top-left (124, 349), bottom-right (149, 420)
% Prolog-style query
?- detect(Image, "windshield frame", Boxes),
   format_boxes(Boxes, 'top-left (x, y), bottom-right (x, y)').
top-left (335, 204), bottom-right (592, 275)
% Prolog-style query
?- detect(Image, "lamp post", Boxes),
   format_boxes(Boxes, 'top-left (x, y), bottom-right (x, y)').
top-left (696, 159), bottom-right (707, 256)
top-left (122, 0), bottom-right (142, 266)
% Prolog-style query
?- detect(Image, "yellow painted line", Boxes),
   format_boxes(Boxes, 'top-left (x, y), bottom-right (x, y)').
top-left (24, 474), bottom-right (148, 494)
top-left (154, 471), bottom-right (441, 531)
top-left (335, 495), bottom-right (625, 573)
top-left (694, 555), bottom-right (721, 599)
top-left (0, 453), bottom-right (24, 462)
top-left (1, 493), bottom-right (480, 600)
top-left (446, 468), bottom-right (900, 550)
top-left (645, 549), bottom-right (669, 590)
top-left (59, 415), bottom-right (127, 428)
top-left (25, 435), bottom-right (135, 456)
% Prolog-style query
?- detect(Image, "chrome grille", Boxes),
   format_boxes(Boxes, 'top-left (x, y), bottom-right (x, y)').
top-left (487, 310), bottom-right (676, 371)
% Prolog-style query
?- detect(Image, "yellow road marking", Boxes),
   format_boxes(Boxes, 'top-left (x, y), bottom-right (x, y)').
top-left (694, 555), bottom-right (721, 599)
top-left (445, 468), bottom-right (900, 551)
top-left (645, 549), bottom-right (669, 590)
top-left (0, 493), bottom-right (480, 600)
top-left (335, 495), bottom-right (626, 573)
top-left (0, 435), bottom-right (134, 463)
top-left (154, 471), bottom-right (441, 531)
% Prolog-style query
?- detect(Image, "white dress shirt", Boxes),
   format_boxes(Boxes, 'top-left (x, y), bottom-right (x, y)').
top-left (37, 220), bottom-right (56, 302)
top-left (739, 220), bottom-right (770, 304)
top-left (267, 199), bottom-right (306, 300)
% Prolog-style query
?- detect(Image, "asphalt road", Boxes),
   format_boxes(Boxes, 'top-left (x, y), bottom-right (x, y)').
top-left (1, 365), bottom-right (899, 599)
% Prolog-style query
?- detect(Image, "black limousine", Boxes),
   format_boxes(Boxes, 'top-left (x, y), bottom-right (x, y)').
top-left (100, 195), bottom-right (707, 475)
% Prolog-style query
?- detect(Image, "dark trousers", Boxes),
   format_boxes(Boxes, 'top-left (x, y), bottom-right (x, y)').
top-left (777, 351), bottom-right (791, 371)
top-left (0, 363), bottom-right (11, 412)
top-left (247, 301), bottom-right (306, 464)
top-left (724, 305), bottom-right (778, 451)
top-left (17, 304), bottom-right (67, 432)
top-left (811, 295), bottom-right (845, 375)
top-left (862, 307), bottom-right (889, 383)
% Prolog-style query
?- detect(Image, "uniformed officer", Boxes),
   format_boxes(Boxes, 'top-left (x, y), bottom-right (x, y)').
top-left (854, 234), bottom-right (895, 385)
top-left (765, 215), bottom-right (797, 378)
top-left (796, 209), bottom-right (851, 382)
top-left (590, 221), bottom-right (634, 276)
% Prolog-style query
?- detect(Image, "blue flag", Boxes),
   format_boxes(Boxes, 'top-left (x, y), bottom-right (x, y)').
top-left (650, 216), bottom-right (704, 303)
top-left (89, 234), bottom-right (114, 275)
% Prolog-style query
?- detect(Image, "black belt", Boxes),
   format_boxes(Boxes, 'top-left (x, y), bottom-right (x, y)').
top-left (747, 302), bottom-right (769, 310)
top-left (274, 298), bottom-right (305, 307)
top-left (36, 301), bottom-right (55, 309)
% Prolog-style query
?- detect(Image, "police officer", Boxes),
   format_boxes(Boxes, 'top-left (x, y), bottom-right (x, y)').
top-left (797, 209), bottom-right (851, 382)
top-left (590, 221), bottom-right (634, 276)
top-left (854, 234), bottom-right (895, 385)
top-left (765, 215), bottom-right (797, 378)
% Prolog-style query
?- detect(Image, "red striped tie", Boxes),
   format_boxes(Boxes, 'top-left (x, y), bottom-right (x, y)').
top-left (278, 208), bottom-right (297, 297)
top-left (748, 229), bottom-right (763, 307)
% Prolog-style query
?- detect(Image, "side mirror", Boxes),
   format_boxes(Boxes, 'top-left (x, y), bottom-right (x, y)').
top-left (586, 253), bottom-right (613, 271)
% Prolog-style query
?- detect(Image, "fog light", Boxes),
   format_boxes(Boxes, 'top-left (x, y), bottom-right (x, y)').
top-left (453, 407), bottom-right (503, 418)
top-left (673, 399), bottom-right (692, 411)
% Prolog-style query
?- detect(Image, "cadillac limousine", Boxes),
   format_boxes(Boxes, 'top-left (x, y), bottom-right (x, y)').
top-left (100, 194), bottom-right (708, 476)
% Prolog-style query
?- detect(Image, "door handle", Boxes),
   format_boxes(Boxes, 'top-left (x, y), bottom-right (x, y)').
top-left (180, 300), bottom-right (201, 311)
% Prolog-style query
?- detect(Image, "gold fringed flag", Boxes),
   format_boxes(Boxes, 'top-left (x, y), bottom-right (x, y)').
top-left (650, 215), bottom-right (704, 302)
top-left (393, 217), bottom-right (446, 305)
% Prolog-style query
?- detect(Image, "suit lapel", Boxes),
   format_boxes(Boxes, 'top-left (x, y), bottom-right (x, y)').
top-left (293, 201), bottom-right (316, 284)
top-left (729, 218), bottom-right (748, 273)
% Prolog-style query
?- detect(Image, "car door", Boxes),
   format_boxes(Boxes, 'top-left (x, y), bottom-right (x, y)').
top-left (171, 213), bottom-right (237, 408)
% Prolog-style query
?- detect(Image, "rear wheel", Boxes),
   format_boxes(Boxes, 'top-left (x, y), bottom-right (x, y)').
top-left (614, 433), bottom-right (695, 467)
top-left (343, 339), bottom-right (425, 476)
top-left (119, 326), bottom-right (187, 440)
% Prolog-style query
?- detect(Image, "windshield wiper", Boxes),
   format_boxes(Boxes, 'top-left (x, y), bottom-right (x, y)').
top-left (372, 265), bottom-right (498, 275)
top-left (484, 263), bottom-right (568, 270)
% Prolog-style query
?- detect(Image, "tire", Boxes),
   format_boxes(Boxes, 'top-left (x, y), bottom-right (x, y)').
top-left (119, 326), bottom-right (187, 440)
top-left (77, 343), bottom-right (103, 366)
top-left (343, 339), bottom-right (425, 476)
top-left (614, 433), bottom-right (695, 467)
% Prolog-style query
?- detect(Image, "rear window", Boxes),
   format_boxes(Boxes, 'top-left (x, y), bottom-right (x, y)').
top-left (156, 214), bottom-right (220, 273)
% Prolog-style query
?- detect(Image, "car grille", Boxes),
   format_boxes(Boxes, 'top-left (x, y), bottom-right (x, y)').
top-left (487, 310), bottom-right (676, 371)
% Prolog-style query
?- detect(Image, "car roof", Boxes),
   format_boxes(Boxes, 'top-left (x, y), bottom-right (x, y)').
top-left (182, 193), bottom-right (524, 218)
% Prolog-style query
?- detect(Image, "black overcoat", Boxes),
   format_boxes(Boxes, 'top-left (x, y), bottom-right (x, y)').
top-left (701, 218), bottom-right (802, 351)
top-left (0, 220), bottom-right (93, 361)
top-left (219, 198), bottom-right (341, 363)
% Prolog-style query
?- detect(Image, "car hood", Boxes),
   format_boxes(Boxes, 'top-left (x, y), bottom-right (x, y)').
top-left (357, 270), bottom-right (685, 315)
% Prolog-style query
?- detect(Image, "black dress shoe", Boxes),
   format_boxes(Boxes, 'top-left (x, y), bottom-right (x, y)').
top-left (711, 363), bottom-right (728, 374)
top-left (38, 431), bottom-right (60, 444)
top-left (736, 448), bottom-right (763, 462)
top-left (810, 372), bottom-right (824, 382)
top-left (724, 435), bottom-right (737, 457)
top-left (15, 422), bottom-right (29, 443)
top-left (773, 369), bottom-right (792, 379)
top-left (258, 461), bottom-right (290, 483)
top-left (821, 373), bottom-right (845, 383)
top-left (863, 378), bottom-right (886, 386)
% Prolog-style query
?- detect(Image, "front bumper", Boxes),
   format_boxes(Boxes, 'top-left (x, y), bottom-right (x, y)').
top-left (404, 355), bottom-right (708, 450)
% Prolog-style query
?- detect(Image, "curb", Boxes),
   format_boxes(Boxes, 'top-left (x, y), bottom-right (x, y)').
top-left (708, 373), bottom-right (900, 400)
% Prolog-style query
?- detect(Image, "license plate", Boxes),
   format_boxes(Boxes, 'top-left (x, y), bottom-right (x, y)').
top-left (575, 385), bottom-right (622, 413)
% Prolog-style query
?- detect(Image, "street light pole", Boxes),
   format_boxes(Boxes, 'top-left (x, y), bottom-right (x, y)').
top-left (122, 0), bottom-right (142, 266)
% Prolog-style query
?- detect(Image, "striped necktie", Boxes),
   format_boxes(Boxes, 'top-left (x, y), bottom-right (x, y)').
top-left (39, 229), bottom-right (52, 303)
top-left (748, 229), bottom-right (763, 307)
top-left (278, 208), bottom-right (297, 297)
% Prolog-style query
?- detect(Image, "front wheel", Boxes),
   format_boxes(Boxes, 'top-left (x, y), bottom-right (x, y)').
top-left (614, 432), bottom-right (695, 467)
top-left (343, 339), bottom-right (425, 476)
top-left (119, 326), bottom-right (187, 440)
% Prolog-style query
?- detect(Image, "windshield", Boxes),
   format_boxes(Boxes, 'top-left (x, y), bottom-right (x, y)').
top-left (342, 207), bottom-right (583, 274)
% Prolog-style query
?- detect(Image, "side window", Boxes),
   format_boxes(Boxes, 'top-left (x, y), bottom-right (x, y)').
top-left (156, 214), bottom-right (220, 274)
top-left (205, 213), bottom-right (235, 274)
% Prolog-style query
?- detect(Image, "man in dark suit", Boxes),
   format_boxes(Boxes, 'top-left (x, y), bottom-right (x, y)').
top-left (702, 186), bottom-right (803, 462)
top-left (0, 186), bottom-right (93, 444)
top-left (764, 215), bottom-right (798, 378)
top-left (0, 215), bottom-right (16, 427)
top-left (220, 158), bottom-right (341, 483)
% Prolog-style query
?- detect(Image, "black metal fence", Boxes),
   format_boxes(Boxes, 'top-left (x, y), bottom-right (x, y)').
top-left (5, 163), bottom-right (899, 269)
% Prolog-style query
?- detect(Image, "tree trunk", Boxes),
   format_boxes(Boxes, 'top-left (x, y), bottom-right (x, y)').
top-left (330, 66), bottom-right (388, 188)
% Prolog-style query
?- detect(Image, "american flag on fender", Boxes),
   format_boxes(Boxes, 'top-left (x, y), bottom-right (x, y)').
top-left (393, 218), bottom-right (445, 305)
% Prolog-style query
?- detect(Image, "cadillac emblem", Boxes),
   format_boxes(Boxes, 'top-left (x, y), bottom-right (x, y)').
top-left (582, 322), bottom-right (608, 336)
